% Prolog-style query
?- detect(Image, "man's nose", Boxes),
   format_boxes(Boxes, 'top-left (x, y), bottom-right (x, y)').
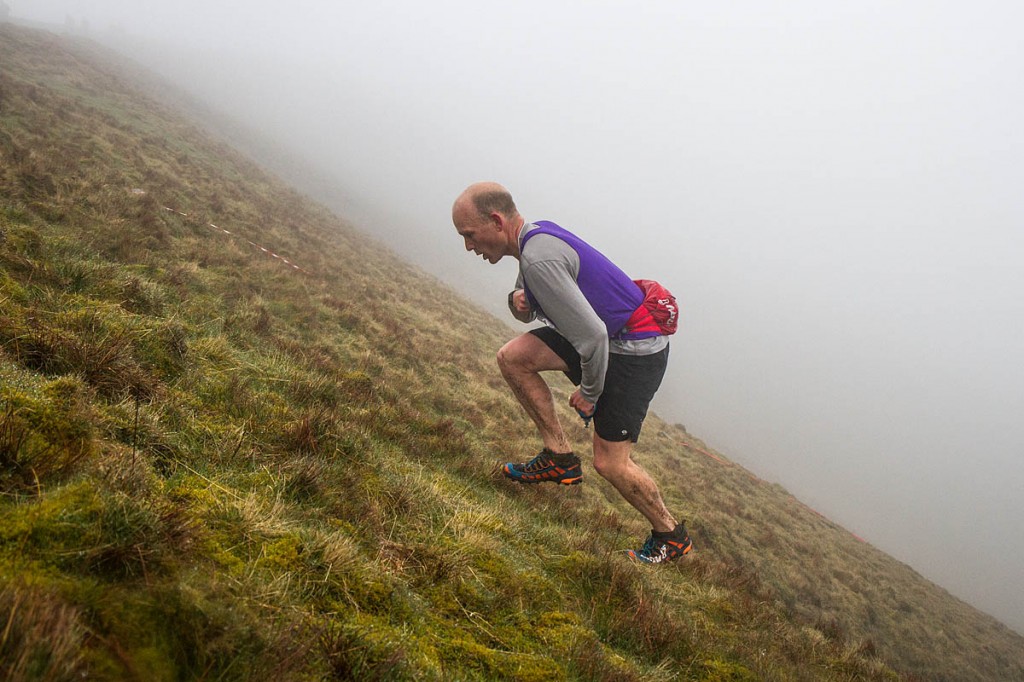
top-left (464, 239), bottom-right (474, 251)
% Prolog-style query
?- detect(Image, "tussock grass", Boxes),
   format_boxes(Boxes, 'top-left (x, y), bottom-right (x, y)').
top-left (0, 22), bottom-right (1021, 681)
top-left (0, 583), bottom-right (86, 682)
top-left (0, 364), bottom-right (95, 490)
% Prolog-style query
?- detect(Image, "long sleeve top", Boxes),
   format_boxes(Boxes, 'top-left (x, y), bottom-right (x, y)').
top-left (511, 221), bottom-right (667, 403)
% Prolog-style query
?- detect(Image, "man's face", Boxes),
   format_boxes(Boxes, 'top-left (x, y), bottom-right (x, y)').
top-left (455, 212), bottom-right (506, 264)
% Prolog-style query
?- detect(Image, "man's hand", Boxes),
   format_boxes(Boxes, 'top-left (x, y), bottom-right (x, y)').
top-left (508, 289), bottom-right (534, 322)
top-left (511, 289), bottom-right (531, 314)
top-left (569, 389), bottom-right (595, 423)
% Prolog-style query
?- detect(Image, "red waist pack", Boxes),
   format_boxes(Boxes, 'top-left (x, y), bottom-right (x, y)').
top-left (623, 279), bottom-right (679, 337)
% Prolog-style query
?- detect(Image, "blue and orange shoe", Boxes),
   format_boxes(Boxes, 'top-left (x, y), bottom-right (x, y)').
top-left (502, 449), bottom-right (583, 485)
top-left (627, 522), bottom-right (693, 564)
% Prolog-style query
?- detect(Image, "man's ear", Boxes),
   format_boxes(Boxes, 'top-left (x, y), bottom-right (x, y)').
top-left (488, 211), bottom-right (504, 230)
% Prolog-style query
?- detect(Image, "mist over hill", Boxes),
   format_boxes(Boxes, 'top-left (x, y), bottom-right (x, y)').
top-left (1, 23), bottom-right (1023, 681)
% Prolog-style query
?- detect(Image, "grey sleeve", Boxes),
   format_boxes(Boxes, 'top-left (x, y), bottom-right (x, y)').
top-left (522, 254), bottom-right (608, 404)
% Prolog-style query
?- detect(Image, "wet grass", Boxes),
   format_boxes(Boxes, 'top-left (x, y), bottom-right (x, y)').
top-left (0, 23), bottom-right (1022, 681)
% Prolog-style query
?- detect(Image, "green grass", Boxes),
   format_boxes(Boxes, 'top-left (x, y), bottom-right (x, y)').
top-left (1, 23), bottom-right (1022, 681)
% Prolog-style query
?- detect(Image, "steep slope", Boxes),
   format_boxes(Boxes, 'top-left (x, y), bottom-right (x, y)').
top-left (1, 24), bottom-right (1021, 681)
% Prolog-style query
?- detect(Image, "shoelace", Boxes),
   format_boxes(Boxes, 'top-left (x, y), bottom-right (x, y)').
top-left (639, 534), bottom-right (661, 557)
top-left (521, 454), bottom-right (553, 473)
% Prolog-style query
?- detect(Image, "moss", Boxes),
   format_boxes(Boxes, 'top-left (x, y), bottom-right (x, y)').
top-left (167, 474), bottom-right (219, 508)
top-left (0, 268), bottom-right (31, 305)
top-left (348, 574), bottom-right (401, 615)
top-left (534, 610), bottom-right (585, 638)
top-left (699, 658), bottom-right (759, 681)
top-left (440, 635), bottom-right (566, 682)
top-left (0, 479), bottom-right (185, 582)
top-left (0, 368), bottom-right (96, 489)
top-left (0, 481), bottom-right (104, 549)
top-left (166, 476), bottom-right (253, 575)
top-left (70, 580), bottom-right (275, 681)
top-left (261, 534), bottom-right (303, 571)
top-left (0, 223), bottom-right (44, 258)
top-left (320, 612), bottom-right (426, 680)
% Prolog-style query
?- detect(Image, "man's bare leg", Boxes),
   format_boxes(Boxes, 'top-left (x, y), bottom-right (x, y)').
top-left (592, 435), bottom-right (676, 532)
top-left (497, 333), bottom-right (573, 454)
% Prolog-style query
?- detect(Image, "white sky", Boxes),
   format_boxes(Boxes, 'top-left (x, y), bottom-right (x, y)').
top-left (11, 1), bottom-right (1024, 633)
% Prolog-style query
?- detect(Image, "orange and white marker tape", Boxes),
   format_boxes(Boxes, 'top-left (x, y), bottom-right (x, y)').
top-left (159, 204), bottom-right (310, 274)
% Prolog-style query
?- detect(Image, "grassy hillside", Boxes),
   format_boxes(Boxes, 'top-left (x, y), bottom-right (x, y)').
top-left (1, 24), bottom-right (1022, 681)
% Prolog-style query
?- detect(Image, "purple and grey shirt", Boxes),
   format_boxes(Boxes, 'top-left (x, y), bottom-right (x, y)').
top-left (512, 221), bottom-right (668, 404)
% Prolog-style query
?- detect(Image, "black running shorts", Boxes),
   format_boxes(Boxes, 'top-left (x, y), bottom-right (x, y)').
top-left (529, 327), bottom-right (669, 443)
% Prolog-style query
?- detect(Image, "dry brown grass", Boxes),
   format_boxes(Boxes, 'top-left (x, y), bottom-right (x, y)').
top-left (0, 584), bottom-right (87, 682)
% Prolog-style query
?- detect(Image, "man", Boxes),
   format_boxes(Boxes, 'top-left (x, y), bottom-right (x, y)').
top-left (451, 181), bottom-right (692, 563)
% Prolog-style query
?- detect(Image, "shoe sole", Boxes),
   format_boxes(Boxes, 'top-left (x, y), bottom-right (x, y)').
top-left (504, 473), bottom-right (583, 485)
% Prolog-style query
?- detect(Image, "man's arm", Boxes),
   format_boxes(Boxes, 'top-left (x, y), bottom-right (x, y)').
top-left (522, 258), bottom-right (609, 404)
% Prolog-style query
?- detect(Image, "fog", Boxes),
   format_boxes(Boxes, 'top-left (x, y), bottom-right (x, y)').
top-left (11, 1), bottom-right (1023, 633)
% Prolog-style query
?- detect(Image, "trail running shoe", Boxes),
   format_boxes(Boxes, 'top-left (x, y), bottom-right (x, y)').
top-left (503, 449), bottom-right (583, 485)
top-left (627, 522), bottom-right (693, 564)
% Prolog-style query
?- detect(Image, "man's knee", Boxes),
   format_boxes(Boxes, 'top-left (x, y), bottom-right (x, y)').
top-left (592, 438), bottom-right (631, 479)
top-left (496, 339), bottom-right (521, 376)
top-left (497, 335), bottom-right (539, 375)
top-left (593, 453), bottom-right (625, 480)
top-left (592, 454), bottom-right (612, 479)
top-left (497, 333), bottom-right (570, 378)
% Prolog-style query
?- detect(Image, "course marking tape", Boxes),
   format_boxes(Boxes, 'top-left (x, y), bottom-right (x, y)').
top-left (158, 202), bottom-right (309, 274)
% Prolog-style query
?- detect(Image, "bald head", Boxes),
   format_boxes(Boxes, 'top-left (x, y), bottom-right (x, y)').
top-left (452, 182), bottom-right (519, 225)
top-left (452, 182), bottom-right (524, 263)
